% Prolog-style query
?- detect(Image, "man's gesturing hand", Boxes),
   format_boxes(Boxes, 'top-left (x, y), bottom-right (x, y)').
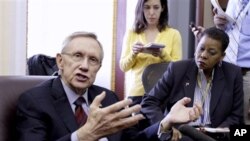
top-left (77, 92), bottom-right (145, 141)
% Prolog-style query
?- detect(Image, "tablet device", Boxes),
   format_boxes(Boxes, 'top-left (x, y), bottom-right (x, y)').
top-left (144, 43), bottom-right (165, 49)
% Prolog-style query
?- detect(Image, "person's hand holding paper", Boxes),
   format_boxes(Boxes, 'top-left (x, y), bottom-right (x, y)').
top-left (142, 43), bottom-right (165, 57)
top-left (211, 0), bottom-right (235, 30)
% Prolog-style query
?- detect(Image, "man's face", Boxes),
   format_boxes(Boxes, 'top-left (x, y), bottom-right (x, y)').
top-left (195, 35), bottom-right (224, 72)
top-left (57, 37), bottom-right (102, 94)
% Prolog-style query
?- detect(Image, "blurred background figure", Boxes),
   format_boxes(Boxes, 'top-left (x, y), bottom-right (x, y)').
top-left (213, 0), bottom-right (250, 125)
top-left (120, 0), bottom-right (182, 106)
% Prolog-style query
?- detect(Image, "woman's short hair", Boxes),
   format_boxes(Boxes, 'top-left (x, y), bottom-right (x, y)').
top-left (200, 27), bottom-right (229, 52)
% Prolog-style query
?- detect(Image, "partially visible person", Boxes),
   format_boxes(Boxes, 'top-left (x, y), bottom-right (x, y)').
top-left (120, 0), bottom-right (182, 106)
top-left (14, 31), bottom-right (145, 141)
top-left (213, 0), bottom-right (250, 125)
top-left (192, 0), bottom-right (250, 125)
top-left (141, 27), bottom-right (243, 141)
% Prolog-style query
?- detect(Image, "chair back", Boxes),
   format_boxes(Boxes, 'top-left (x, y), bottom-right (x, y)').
top-left (27, 54), bottom-right (58, 75)
top-left (142, 62), bottom-right (169, 93)
top-left (0, 75), bottom-right (54, 141)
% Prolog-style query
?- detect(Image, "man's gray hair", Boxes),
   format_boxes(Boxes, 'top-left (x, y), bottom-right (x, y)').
top-left (61, 31), bottom-right (104, 62)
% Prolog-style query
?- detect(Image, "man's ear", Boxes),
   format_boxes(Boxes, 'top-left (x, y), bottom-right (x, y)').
top-left (97, 64), bottom-right (102, 71)
top-left (56, 53), bottom-right (63, 70)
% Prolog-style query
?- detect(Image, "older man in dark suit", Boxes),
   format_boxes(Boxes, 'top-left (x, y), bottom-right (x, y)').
top-left (15, 31), bottom-right (146, 141)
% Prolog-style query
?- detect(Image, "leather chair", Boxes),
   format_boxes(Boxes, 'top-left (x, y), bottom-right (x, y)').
top-left (27, 54), bottom-right (58, 75)
top-left (0, 75), bottom-right (54, 141)
top-left (142, 62), bottom-right (169, 93)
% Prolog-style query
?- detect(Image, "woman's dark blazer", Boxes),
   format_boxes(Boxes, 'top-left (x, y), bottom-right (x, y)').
top-left (141, 59), bottom-right (243, 128)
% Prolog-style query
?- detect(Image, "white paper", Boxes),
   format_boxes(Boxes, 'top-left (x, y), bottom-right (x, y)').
top-left (203, 127), bottom-right (230, 133)
top-left (210, 0), bottom-right (235, 23)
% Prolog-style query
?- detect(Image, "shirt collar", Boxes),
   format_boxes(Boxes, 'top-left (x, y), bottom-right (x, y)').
top-left (198, 69), bottom-right (215, 82)
top-left (60, 79), bottom-right (89, 106)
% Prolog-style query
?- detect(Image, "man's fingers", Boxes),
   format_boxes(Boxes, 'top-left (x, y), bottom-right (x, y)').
top-left (116, 104), bottom-right (142, 118)
top-left (110, 113), bottom-right (145, 130)
top-left (194, 103), bottom-right (203, 115)
top-left (91, 91), bottom-right (106, 108)
top-left (103, 99), bottom-right (133, 113)
top-left (179, 97), bottom-right (191, 105)
top-left (189, 103), bottom-right (203, 121)
top-left (213, 7), bottom-right (217, 15)
top-left (189, 110), bottom-right (198, 121)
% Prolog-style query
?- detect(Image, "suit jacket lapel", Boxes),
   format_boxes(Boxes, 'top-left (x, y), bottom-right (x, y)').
top-left (183, 61), bottom-right (198, 107)
top-left (210, 65), bottom-right (225, 115)
top-left (87, 85), bottom-right (114, 107)
top-left (51, 77), bottom-right (78, 132)
top-left (87, 86), bottom-right (96, 105)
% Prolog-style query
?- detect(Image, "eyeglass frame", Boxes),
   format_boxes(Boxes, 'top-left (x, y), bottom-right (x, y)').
top-left (61, 52), bottom-right (101, 66)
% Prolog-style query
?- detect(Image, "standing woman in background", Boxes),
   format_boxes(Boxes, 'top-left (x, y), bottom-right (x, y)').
top-left (120, 0), bottom-right (182, 106)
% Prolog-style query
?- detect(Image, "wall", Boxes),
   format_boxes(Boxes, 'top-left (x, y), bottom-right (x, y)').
top-left (203, 0), bottom-right (214, 28)
top-left (168, 0), bottom-right (196, 59)
top-left (0, 0), bottom-right (27, 75)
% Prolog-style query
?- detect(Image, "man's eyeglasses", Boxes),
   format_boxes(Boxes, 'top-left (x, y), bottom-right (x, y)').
top-left (61, 52), bottom-right (100, 66)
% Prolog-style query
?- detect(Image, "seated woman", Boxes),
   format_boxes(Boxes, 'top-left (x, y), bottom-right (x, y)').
top-left (140, 27), bottom-right (243, 141)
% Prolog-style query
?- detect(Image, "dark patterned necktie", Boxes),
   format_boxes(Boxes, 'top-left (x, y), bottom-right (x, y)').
top-left (74, 97), bottom-right (87, 127)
